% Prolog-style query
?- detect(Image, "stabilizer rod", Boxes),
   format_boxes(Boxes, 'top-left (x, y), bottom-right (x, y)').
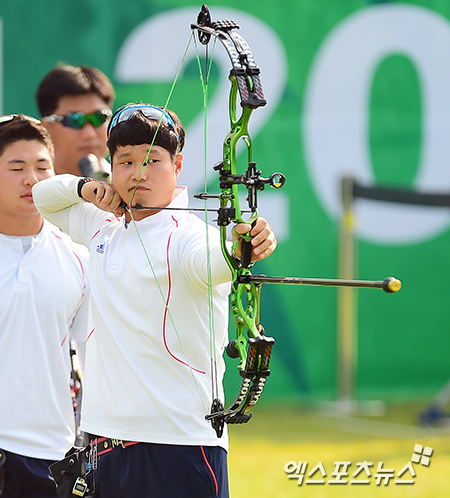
top-left (237, 275), bottom-right (401, 293)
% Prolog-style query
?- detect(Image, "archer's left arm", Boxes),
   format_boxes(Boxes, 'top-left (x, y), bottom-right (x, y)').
top-left (233, 217), bottom-right (277, 262)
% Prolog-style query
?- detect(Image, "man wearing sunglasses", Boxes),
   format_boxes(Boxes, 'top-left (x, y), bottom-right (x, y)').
top-left (33, 103), bottom-right (277, 498)
top-left (36, 64), bottom-right (114, 180)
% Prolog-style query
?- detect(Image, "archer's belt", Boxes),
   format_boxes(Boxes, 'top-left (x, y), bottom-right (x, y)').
top-left (90, 437), bottom-right (140, 457)
top-left (48, 439), bottom-right (140, 496)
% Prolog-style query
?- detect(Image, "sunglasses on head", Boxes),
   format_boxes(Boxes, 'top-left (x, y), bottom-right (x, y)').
top-left (0, 114), bottom-right (41, 126)
top-left (42, 109), bottom-right (112, 129)
top-left (107, 104), bottom-right (179, 139)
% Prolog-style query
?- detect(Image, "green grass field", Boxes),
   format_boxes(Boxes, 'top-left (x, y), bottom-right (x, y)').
top-left (227, 401), bottom-right (450, 497)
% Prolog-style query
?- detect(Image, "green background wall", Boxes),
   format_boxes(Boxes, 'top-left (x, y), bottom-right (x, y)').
top-left (1, 0), bottom-right (449, 405)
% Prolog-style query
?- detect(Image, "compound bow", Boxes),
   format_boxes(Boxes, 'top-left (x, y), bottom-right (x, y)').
top-left (190, 5), bottom-right (401, 438)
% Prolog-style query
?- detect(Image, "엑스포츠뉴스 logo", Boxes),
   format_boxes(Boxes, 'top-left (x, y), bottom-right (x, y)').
top-left (284, 443), bottom-right (433, 486)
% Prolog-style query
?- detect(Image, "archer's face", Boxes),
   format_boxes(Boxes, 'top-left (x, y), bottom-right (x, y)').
top-left (112, 143), bottom-right (182, 219)
top-left (0, 139), bottom-right (53, 218)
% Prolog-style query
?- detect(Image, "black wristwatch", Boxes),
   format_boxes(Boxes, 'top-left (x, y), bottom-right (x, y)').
top-left (77, 177), bottom-right (94, 199)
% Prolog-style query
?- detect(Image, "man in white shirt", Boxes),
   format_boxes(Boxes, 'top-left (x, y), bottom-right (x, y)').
top-left (0, 115), bottom-right (89, 497)
top-left (33, 103), bottom-right (277, 498)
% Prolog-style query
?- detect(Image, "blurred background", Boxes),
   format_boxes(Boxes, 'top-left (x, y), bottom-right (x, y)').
top-left (2, 0), bottom-right (450, 493)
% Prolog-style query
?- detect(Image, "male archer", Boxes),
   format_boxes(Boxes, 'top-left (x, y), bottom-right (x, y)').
top-left (32, 104), bottom-right (277, 498)
top-left (0, 115), bottom-right (89, 497)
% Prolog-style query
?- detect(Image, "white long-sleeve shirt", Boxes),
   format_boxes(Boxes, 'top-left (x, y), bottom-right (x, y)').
top-left (33, 175), bottom-right (232, 450)
top-left (0, 220), bottom-right (89, 460)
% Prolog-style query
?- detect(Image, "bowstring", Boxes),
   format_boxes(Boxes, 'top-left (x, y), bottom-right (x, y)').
top-left (128, 32), bottom-right (195, 208)
top-left (128, 208), bottom-right (208, 412)
top-left (126, 30), bottom-right (210, 414)
top-left (193, 33), bottom-right (221, 407)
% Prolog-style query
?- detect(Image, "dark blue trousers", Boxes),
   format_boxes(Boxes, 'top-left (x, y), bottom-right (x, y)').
top-left (1, 450), bottom-right (58, 498)
top-left (88, 443), bottom-right (229, 498)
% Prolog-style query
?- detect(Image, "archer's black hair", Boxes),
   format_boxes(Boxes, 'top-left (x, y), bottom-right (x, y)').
top-left (0, 115), bottom-right (55, 160)
top-left (107, 108), bottom-right (185, 160)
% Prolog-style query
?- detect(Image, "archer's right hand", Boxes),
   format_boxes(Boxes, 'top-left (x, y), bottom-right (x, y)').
top-left (81, 179), bottom-right (126, 217)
